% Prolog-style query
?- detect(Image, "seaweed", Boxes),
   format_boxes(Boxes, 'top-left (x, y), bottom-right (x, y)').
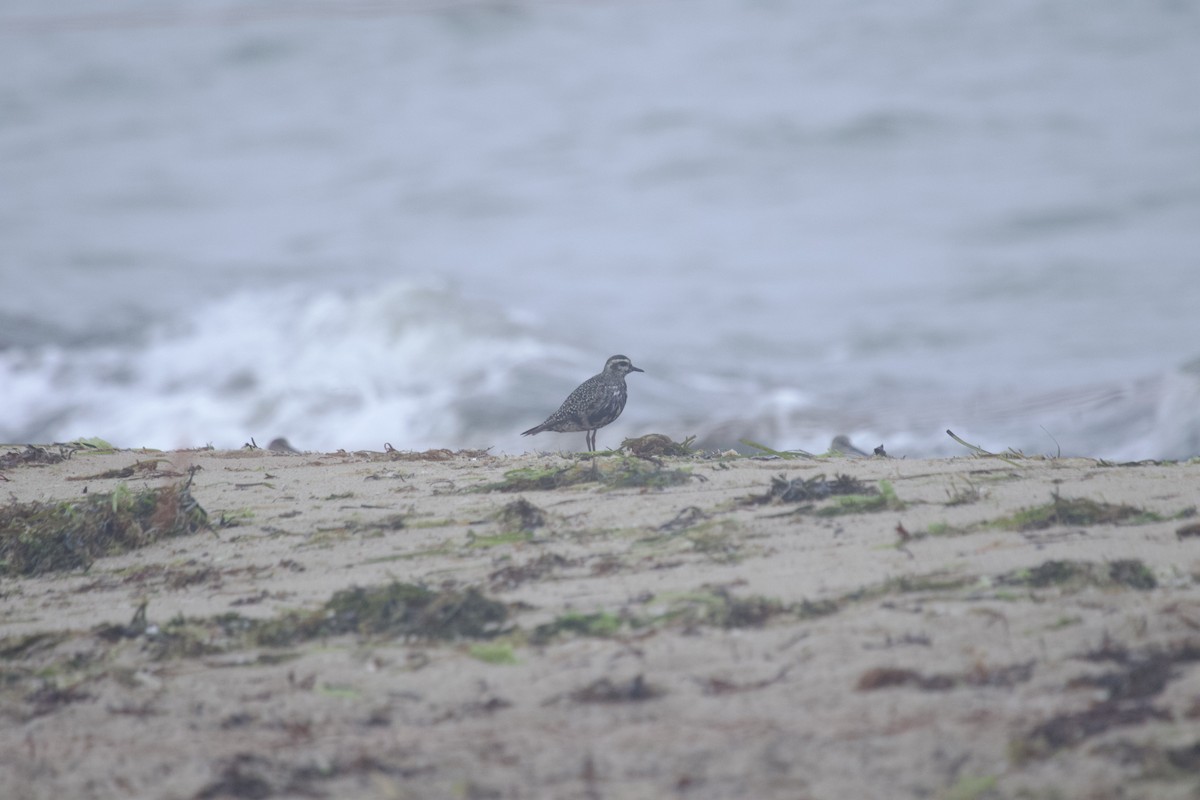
top-left (991, 491), bottom-right (1155, 531)
top-left (465, 530), bottom-right (531, 548)
top-left (601, 458), bottom-right (696, 489)
top-left (657, 506), bottom-right (709, 532)
top-left (698, 665), bottom-right (791, 696)
top-left (66, 459), bottom-right (182, 481)
top-left (1010, 639), bottom-right (1200, 762)
top-left (468, 642), bottom-right (518, 665)
top-left (24, 681), bottom-right (94, 718)
top-left (193, 754), bottom-right (281, 800)
top-left (857, 661), bottom-right (1034, 692)
top-left (0, 631), bottom-right (70, 660)
top-left (381, 445), bottom-right (492, 461)
top-left (478, 457), bottom-right (695, 493)
top-left (659, 587), bottom-right (788, 630)
top-left (744, 472), bottom-right (873, 505)
top-left (944, 478), bottom-right (984, 506)
top-left (488, 552), bottom-right (574, 590)
top-left (64, 437), bottom-right (116, 452)
top-left (569, 674), bottom-right (664, 704)
top-left (945, 429), bottom-right (1029, 462)
top-left (738, 439), bottom-right (814, 459)
top-left (532, 611), bottom-right (624, 644)
top-left (0, 444), bottom-right (71, 468)
top-left (480, 463), bottom-right (596, 492)
top-left (999, 559), bottom-right (1157, 591)
top-left (192, 752), bottom-right (437, 800)
top-left (744, 473), bottom-right (904, 517)
top-left (621, 433), bottom-right (696, 457)
top-left (939, 775), bottom-right (998, 800)
top-left (0, 478), bottom-right (209, 577)
top-left (816, 480), bottom-right (904, 516)
top-left (1011, 703), bottom-right (1169, 762)
top-left (253, 582), bottom-right (509, 645)
top-left (493, 498), bottom-right (547, 532)
top-left (1067, 659), bottom-right (1172, 702)
top-left (1177, 521), bottom-right (1200, 540)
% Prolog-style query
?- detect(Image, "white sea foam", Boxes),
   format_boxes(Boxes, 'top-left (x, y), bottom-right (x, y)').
top-left (1, 281), bottom-right (577, 451)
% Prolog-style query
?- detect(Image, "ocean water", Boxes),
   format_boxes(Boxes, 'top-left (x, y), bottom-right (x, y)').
top-left (2, 0), bottom-right (1198, 458)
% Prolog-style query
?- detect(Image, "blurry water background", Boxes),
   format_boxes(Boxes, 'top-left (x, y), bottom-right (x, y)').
top-left (2, 0), bottom-right (1198, 458)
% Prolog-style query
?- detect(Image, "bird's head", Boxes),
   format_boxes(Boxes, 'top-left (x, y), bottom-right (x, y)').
top-left (604, 355), bottom-right (644, 376)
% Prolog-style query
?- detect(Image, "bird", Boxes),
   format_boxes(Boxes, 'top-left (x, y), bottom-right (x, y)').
top-left (521, 355), bottom-right (644, 452)
top-left (828, 435), bottom-right (869, 457)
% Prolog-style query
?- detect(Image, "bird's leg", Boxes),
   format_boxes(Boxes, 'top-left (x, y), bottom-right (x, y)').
top-left (587, 429), bottom-right (600, 477)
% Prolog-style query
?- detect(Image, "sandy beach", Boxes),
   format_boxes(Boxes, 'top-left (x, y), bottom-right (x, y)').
top-left (2, 441), bottom-right (1199, 799)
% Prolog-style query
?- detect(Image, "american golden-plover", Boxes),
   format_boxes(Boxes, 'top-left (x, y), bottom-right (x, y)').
top-left (521, 354), bottom-right (644, 452)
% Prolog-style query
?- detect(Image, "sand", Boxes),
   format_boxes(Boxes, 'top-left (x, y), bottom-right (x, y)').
top-left (1, 443), bottom-right (1199, 799)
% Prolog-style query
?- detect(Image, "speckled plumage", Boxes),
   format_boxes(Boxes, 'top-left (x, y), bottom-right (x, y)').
top-left (521, 355), bottom-right (644, 451)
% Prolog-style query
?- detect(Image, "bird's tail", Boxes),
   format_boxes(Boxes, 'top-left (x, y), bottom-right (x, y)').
top-left (521, 424), bottom-right (545, 437)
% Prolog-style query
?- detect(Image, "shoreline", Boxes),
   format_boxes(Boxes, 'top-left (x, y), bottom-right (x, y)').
top-left (2, 444), bottom-right (1199, 799)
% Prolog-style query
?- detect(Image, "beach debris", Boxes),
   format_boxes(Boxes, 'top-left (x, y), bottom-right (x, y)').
top-left (857, 660), bottom-right (1034, 692)
top-left (96, 601), bottom-right (151, 642)
top-left (532, 611), bottom-right (624, 644)
top-left (252, 582), bottom-right (510, 644)
top-left (478, 457), bottom-right (696, 493)
top-left (494, 497), bottom-right (547, 532)
top-left (193, 750), bottom-right (430, 799)
top-left (193, 754), bottom-right (281, 800)
top-left (88, 582), bottom-right (512, 663)
top-left (621, 433), bottom-right (696, 458)
top-left (1090, 738), bottom-right (1200, 780)
top-left (569, 674), bottom-right (664, 704)
top-left (826, 436), bottom-right (890, 458)
top-left (65, 458), bottom-right (183, 481)
top-left (62, 437), bottom-right (116, 452)
top-left (468, 642), bottom-right (518, 665)
top-left (697, 665), bottom-right (792, 696)
top-left (1022, 642), bottom-right (1200, 767)
top-left (24, 682), bottom-right (94, 719)
top-left (1176, 521), bottom-right (1200, 540)
top-left (946, 429), bottom-right (1030, 461)
top-left (1012, 703), bottom-right (1170, 763)
top-left (739, 439), bottom-right (814, 459)
top-left (742, 473), bottom-right (903, 515)
top-left (0, 631), bottom-right (70, 660)
top-left (944, 478), bottom-right (984, 506)
top-left (661, 586), bottom-right (788, 630)
top-left (465, 528), bottom-right (533, 548)
top-left (241, 436), bottom-right (300, 453)
top-left (1068, 660), bottom-right (1171, 702)
top-left (379, 444), bottom-right (492, 461)
top-left (480, 463), bottom-right (587, 492)
top-left (0, 479), bottom-right (209, 577)
top-left (488, 552), bottom-right (574, 591)
top-left (600, 458), bottom-right (698, 489)
top-left (744, 472), bottom-right (871, 505)
top-left (658, 505), bottom-right (709, 532)
top-left (998, 559), bottom-right (1157, 590)
top-left (0, 444), bottom-right (71, 468)
top-left (991, 491), bottom-right (1157, 531)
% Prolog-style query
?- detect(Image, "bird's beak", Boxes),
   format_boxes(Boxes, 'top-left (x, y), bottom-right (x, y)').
top-left (631, 365), bottom-right (645, 373)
